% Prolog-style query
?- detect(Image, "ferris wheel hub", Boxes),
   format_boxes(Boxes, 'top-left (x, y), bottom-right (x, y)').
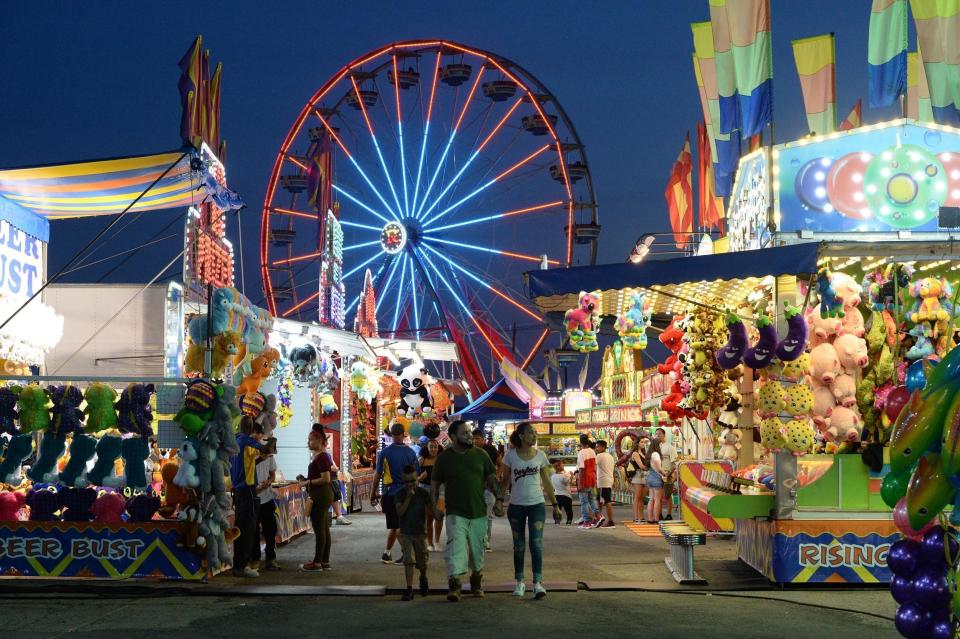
top-left (379, 217), bottom-right (423, 255)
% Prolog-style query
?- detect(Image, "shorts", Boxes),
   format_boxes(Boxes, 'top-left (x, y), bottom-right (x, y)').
top-left (647, 471), bottom-right (664, 490)
top-left (631, 471), bottom-right (648, 485)
top-left (599, 487), bottom-right (613, 503)
top-left (399, 533), bottom-right (428, 570)
top-left (381, 493), bottom-right (400, 530)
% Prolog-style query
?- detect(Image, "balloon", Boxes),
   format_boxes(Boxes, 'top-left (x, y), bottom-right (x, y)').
top-left (888, 538), bottom-right (921, 577)
top-left (912, 569), bottom-right (951, 610)
top-left (881, 471), bottom-right (910, 508)
top-left (894, 498), bottom-right (937, 540)
top-left (920, 526), bottom-right (958, 567)
top-left (905, 453), bottom-right (956, 530)
top-left (890, 574), bottom-right (916, 604)
top-left (938, 389), bottom-right (960, 475)
top-left (894, 603), bottom-right (931, 639)
top-left (923, 344), bottom-right (960, 398)
top-left (928, 616), bottom-right (953, 639)
top-left (408, 422), bottom-right (423, 439)
top-left (885, 386), bottom-right (911, 423)
top-left (906, 360), bottom-right (927, 394)
top-left (890, 388), bottom-right (951, 475)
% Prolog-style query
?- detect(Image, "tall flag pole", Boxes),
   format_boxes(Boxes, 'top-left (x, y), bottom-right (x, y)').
top-left (868, 0), bottom-right (908, 108)
top-left (697, 121), bottom-right (726, 231)
top-left (911, 0), bottom-right (960, 126)
top-left (907, 49), bottom-right (934, 121)
top-left (665, 133), bottom-right (694, 250)
top-left (692, 21), bottom-right (740, 197)
top-left (710, 0), bottom-right (774, 138)
top-left (838, 99), bottom-right (863, 130)
top-left (792, 34), bottom-right (837, 136)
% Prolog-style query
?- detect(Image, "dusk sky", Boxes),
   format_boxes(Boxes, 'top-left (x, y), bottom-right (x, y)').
top-left (0, 1), bottom-right (901, 307)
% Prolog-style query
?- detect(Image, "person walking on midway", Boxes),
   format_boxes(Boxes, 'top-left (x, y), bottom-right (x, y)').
top-left (396, 465), bottom-right (433, 601)
top-left (629, 434), bottom-right (651, 523)
top-left (372, 421), bottom-right (419, 564)
top-left (299, 425), bottom-right (335, 571)
top-left (595, 440), bottom-right (617, 528)
top-left (431, 420), bottom-right (504, 602)
top-left (501, 422), bottom-right (559, 599)
top-left (418, 439), bottom-right (442, 550)
top-left (576, 434), bottom-right (602, 528)
top-left (646, 437), bottom-right (665, 524)
top-left (230, 416), bottom-right (266, 577)
top-left (473, 427), bottom-right (500, 551)
top-left (549, 458), bottom-right (573, 525)
top-left (656, 427), bottom-right (678, 520)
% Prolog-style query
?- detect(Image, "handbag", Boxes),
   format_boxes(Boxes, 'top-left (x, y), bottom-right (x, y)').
top-left (625, 460), bottom-right (638, 480)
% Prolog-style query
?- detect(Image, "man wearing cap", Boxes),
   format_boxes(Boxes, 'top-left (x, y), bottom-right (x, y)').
top-left (432, 420), bottom-right (504, 602)
top-left (372, 421), bottom-right (419, 564)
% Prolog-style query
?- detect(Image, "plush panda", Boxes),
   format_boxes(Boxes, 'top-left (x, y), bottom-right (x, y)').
top-left (397, 365), bottom-right (432, 416)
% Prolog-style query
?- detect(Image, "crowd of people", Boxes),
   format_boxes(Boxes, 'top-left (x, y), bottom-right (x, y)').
top-left (226, 417), bottom-right (678, 599)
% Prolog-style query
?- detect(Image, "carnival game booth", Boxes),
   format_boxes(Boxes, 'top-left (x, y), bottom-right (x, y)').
top-left (525, 240), bottom-right (960, 584)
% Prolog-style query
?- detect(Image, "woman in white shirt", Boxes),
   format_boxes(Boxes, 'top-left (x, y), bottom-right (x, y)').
top-left (501, 422), bottom-right (559, 600)
top-left (629, 435), bottom-right (650, 523)
top-left (645, 438), bottom-right (665, 524)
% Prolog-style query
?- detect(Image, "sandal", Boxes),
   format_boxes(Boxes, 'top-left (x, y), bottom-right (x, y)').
top-left (300, 562), bottom-right (323, 572)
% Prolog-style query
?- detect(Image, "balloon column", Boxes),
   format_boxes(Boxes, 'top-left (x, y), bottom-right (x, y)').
top-left (881, 345), bottom-right (960, 638)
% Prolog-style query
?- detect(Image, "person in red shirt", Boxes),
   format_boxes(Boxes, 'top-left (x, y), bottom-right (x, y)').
top-left (298, 425), bottom-right (335, 571)
top-left (575, 434), bottom-right (602, 528)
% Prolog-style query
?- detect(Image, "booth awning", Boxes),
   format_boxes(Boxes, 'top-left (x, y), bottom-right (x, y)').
top-left (526, 243), bottom-right (822, 318)
top-left (454, 378), bottom-right (529, 423)
top-left (0, 150), bottom-right (201, 219)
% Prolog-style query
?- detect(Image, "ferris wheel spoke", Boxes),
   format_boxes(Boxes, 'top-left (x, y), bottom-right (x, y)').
top-left (426, 200), bottom-right (564, 234)
top-left (350, 76), bottom-right (405, 218)
top-left (412, 67), bottom-right (485, 219)
top-left (314, 109), bottom-right (400, 220)
top-left (339, 219), bottom-right (382, 232)
top-left (391, 57), bottom-right (411, 216)
top-left (270, 206), bottom-right (320, 220)
top-left (421, 236), bottom-right (559, 265)
top-left (416, 247), bottom-right (504, 360)
top-left (390, 252), bottom-right (410, 334)
top-left (284, 154), bottom-right (308, 172)
top-left (421, 144), bottom-right (551, 228)
top-left (272, 251), bottom-right (321, 267)
top-left (331, 184), bottom-right (391, 224)
top-left (342, 249), bottom-right (385, 280)
top-left (420, 243), bottom-right (542, 321)
top-left (411, 52), bottom-right (441, 217)
top-left (344, 240), bottom-right (382, 252)
top-left (415, 97), bottom-right (522, 224)
top-left (408, 252), bottom-right (421, 340)
top-left (282, 291), bottom-right (321, 318)
top-left (375, 255), bottom-right (402, 314)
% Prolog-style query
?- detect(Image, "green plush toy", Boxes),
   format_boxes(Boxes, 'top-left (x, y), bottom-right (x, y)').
top-left (83, 383), bottom-right (118, 433)
top-left (17, 386), bottom-right (50, 434)
top-left (865, 310), bottom-right (886, 356)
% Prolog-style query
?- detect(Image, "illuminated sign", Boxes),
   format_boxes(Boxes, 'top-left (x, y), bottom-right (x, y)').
top-left (319, 210), bottom-right (345, 329)
top-left (183, 148), bottom-right (234, 293)
top-left (727, 151), bottom-right (771, 252)
top-left (379, 221), bottom-right (406, 255)
top-left (0, 220), bottom-right (42, 301)
top-left (562, 390), bottom-right (592, 416)
top-left (163, 282), bottom-right (184, 378)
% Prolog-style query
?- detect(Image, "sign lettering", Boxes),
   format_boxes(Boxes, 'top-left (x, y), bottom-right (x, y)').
top-left (0, 220), bottom-right (43, 301)
top-left (797, 542), bottom-right (890, 569)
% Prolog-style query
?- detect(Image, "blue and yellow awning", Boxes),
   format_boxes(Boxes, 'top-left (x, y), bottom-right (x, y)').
top-left (0, 150), bottom-right (202, 219)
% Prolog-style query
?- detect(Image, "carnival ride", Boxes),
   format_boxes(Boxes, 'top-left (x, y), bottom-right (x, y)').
top-left (260, 40), bottom-right (599, 384)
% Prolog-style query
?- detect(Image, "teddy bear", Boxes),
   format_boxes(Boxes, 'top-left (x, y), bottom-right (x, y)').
top-left (125, 494), bottom-right (161, 522)
top-left (117, 436), bottom-right (151, 490)
top-left (0, 386), bottom-right (20, 436)
top-left (756, 380), bottom-right (785, 418)
top-left (906, 324), bottom-right (935, 361)
top-left (16, 385), bottom-right (50, 434)
top-left (0, 491), bottom-right (25, 521)
top-left (398, 364), bottom-right (433, 416)
top-left (81, 435), bottom-right (122, 487)
top-left (782, 418), bottom-right (814, 455)
top-left (59, 433), bottom-right (98, 487)
top-left (909, 277), bottom-right (952, 324)
top-left (116, 383), bottom-right (155, 438)
top-left (809, 343), bottom-right (842, 386)
top-left (91, 491), bottom-right (126, 523)
top-left (615, 290), bottom-right (651, 349)
top-left (48, 384), bottom-right (85, 435)
top-left (256, 394), bottom-right (279, 436)
top-left (0, 434), bottom-right (33, 485)
top-left (27, 428), bottom-right (66, 483)
top-left (718, 428), bottom-right (741, 461)
top-left (59, 486), bottom-right (97, 521)
top-left (760, 416), bottom-right (786, 452)
top-left (83, 383), bottom-right (118, 433)
top-left (175, 380), bottom-right (219, 437)
top-left (211, 330), bottom-right (243, 379)
top-left (564, 290), bottom-right (600, 352)
top-left (174, 438), bottom-right (200, 489)
top-left (26, 487), bottom-right (61, 521)
top-left (783, 384), bottom-right (813, 416)
top-left (236, 346), bottom-right (279, 395)
top-left (158, 461), bottom-right (190, 518)
top-left (825, 405), bottom-right (861, 443)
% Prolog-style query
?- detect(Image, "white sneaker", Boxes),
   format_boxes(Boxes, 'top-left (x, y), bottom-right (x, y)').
top-left (241, 567), bottom-right (259, 578)
top-left (533, 582), bottom-right (547, 599)
top-left (513, 582), bottom-right (526, 597)
top-left (335, 516), bottom-right (352, 526)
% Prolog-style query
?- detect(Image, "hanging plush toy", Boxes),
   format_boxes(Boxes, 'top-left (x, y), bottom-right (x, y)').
top-left (775, 303), bottom-right (808, 362)
top-left (0, 386), bottom-right (20, 437)
top-left (116, 383), bottom-right (156, 438)
top-left (716, 312), bottom-right (748, 369)
top-left (397, 365), bottom-right (432, 416)
top-left (28, 385), bottom-right (81, 483)
top-left (817, 268), bottom-right (845, 318)
top-left (351, 361), bottom-right (380, 403)
top-left (288, 344), bottom-right (319, 384)
top-left (564, 290), bottom-right (601, 352)
top-left (743, 314), bottom-right (778, 369)
top-left (17, 385), bottom-right (50, 434)
top-left (83, 383), bottom-right (118, 433)
top-left (237, 347), bottom-right (280, 395)
top-left (614, 290), bottom-right (651, 349)
top-left (175, 380), bottom-right (218, 437)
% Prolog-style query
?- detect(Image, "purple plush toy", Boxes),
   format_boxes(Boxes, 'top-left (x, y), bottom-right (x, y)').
top-left (0, 386), bottom-right (20, 437)
top-left (743, 315), bottom-right (779, 370)
top-left (125, 494), bottom-right (161, 522)
top-left (47, 384), bottom-right (85, 435)
top-left (116, 383), bottom-right (156, 438)
top-left (716, 312), bottom-right (749, 370)
top-left (775, 303), bottom-right (808, 362)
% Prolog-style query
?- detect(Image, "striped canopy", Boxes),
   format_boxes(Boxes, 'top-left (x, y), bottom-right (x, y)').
top-left (454, 378), bottom-right (529, 423)
top-left (0, 150), bottom-right (202, 219)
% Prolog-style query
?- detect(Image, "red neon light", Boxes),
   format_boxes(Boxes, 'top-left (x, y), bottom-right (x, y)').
top-left (492, 144), bottom-right (550, 183)
top-left (285, 155), bottom-right (308, 171)
top-left (453, 68), bottom-right (485, 132)
top-left (272, 251), bottom-right (322, 266)
top-left (392, 56), bottom-right (402, 124)
top-left (425, 52), bottom-right (441, 123)
top-left (476, 98), bottom-right (522, 154)
top-left (283, 291), bottom-right (320, 317)
top-left (488, 285), bottom-right (542, 321)
top-left (500, 249), bottom-right (559, 265)
top-left (272, 207), bottom-right (319, 220)
top-left (313, 111), bottom-right (352, 158)
top-left (521, 328), bottom-right (550, 370)
top-left (470, 316), bottom-right (503, 361)
top-left (350, 76), bottom-right (379, 141)
top-left (500, 200), bottom-right (564, 218)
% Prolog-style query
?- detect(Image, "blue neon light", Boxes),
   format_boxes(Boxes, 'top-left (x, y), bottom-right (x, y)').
top-left (332, 183), bottom-right (391, 224)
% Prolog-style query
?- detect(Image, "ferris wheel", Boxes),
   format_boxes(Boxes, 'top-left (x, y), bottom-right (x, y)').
top-left (260, 40), bottom-right (598, 373)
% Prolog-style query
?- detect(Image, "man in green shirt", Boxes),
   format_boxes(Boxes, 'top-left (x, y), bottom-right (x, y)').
top-left (431, 420), bottom-right (504, 602)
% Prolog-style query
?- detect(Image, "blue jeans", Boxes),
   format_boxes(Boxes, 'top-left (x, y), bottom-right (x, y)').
top-left (578, 487), bottom-right (600, 522)
top-left (507, 503), bottom-right (545, 582)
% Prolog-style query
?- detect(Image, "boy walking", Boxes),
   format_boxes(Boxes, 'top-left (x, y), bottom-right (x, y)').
top-left (396, 465), bottom-right (432, 600)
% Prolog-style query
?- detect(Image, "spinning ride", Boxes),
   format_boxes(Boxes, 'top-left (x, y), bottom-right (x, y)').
top-left (261, 40), bottom-right (598, 373)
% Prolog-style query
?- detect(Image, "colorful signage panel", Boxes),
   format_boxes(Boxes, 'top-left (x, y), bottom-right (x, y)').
top-left (776, 121), bottom-right (960, 233)
top-left (727, 152), bottom-right (771, 252)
